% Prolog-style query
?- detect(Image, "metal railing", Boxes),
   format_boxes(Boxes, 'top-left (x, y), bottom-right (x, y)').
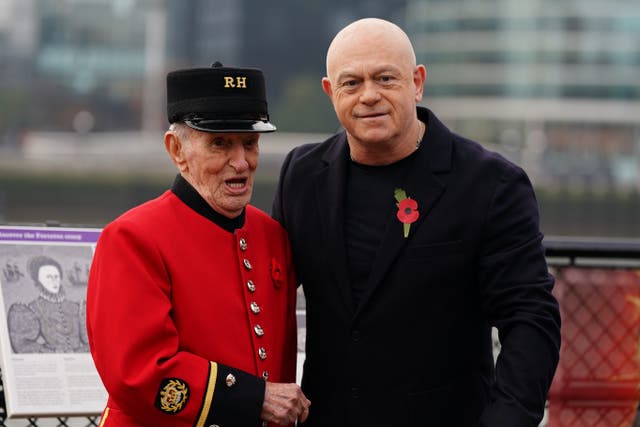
top-left (543, 235), bottom-right (640, 427)
top-left (1, 236), bottom-right (640, 427)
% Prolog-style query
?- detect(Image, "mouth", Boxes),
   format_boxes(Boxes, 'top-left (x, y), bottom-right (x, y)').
top-left (225, 177), bottom-right (249, 193)
top-left (356, 111), bottom-right (387, 120)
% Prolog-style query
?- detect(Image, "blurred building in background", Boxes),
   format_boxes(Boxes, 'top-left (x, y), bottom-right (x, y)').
top-left (0, 0), bottom-right (639, 236)
top-left (0, 0), bottom-right (407, 135)
top-left (167, 0), bottom-right (242, 68)
top-left (406, 0), bottom-right (640, 191)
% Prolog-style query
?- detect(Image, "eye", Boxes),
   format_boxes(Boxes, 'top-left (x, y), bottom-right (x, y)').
top-left (210, 137), bottom-right (229, 148)
top-left (243, 138), bottom-right (259, 149)
top-left (340, 79), bottom-right (360, 89)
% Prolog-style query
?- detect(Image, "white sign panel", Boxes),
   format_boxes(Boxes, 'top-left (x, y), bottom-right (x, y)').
top-left (0, 225), bottom-right (107, 418)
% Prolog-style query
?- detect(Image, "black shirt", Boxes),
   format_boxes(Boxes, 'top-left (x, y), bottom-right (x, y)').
top-left (345, 151), bottom-right (418, 309)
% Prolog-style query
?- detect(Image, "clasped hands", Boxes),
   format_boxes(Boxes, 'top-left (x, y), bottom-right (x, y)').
top-left (261, 382), bottom-right (311, 426)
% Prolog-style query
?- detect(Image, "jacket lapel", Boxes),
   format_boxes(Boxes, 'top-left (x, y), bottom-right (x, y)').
top-left (314, 134), bottom-right (353, 314)
top-left (354, 110), bottom-right (454, 319)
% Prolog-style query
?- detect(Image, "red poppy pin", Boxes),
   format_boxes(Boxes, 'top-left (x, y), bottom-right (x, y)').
top-left (394, 188), bottom-right (419, 238)
top-left (271, 258), bottom-right (283, 289)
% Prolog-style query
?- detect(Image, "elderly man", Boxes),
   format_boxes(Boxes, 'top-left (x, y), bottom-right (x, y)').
top-left (87, 62), bottom-right (310, 427)
top-left (272, 18), bottom-right (560, 427)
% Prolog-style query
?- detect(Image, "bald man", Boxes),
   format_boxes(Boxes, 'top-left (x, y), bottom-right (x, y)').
top-left (272, 18), bottom-right (560, 427)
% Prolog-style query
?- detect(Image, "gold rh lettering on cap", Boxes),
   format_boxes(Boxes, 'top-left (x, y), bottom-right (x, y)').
top-left (224, 76), bottom-right (247, 88)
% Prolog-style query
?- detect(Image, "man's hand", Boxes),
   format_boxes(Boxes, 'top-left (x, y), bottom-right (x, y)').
top-left (261, 382), bottom-right (311, 425)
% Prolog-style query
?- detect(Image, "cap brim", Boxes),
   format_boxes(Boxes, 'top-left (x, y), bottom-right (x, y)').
top-left (184, 119), bottom-right (276, 133)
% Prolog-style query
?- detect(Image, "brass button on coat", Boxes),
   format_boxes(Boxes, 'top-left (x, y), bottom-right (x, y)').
top-left (225, 373), bottom-right (236, 387)
top-left (250, 302), bottom-right (260, 314)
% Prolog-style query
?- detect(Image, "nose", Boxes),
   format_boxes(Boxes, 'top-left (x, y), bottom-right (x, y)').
top-left (229, 142), bottom-right (249, 172)
top-left (359, 80), bottom-right (381, 105)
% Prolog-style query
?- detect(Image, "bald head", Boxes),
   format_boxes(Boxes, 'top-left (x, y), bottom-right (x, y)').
top-left (321, 18), bottom-right (426, 165)
top-left (325, 18), bottom-right (417, 80)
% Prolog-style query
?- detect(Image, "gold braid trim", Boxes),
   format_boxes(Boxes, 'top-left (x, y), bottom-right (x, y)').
top-left (195, 362), bottom-right (218, 427)
top-left (98, 407), bottom-right (110, 427)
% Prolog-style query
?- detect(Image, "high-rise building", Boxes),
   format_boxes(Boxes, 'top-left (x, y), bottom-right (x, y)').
top-left (166, 0), bottom-right (242, 68)
top-left (0, 0), bottom-right (167, 131)
top-left (406, 0), bottom-right (640, 189)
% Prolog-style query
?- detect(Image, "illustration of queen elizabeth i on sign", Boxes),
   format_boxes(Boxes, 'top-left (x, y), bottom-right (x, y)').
top-left (3, 251), bottom-right (91, 354)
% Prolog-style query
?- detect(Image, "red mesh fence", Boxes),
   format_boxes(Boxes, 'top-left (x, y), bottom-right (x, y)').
top-left (548, 266), bottom-right (640, 427)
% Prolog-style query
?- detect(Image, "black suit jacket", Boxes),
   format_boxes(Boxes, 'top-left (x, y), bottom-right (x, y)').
top-left (272, 108), bottom-right (560, 427)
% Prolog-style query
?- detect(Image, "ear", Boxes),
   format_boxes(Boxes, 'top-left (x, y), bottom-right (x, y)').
top-left (164, 129), bottom-right (188, 172)
top-left (321, 77), bottom-right (333, 99)
top-left (413, 65), bottom-right (427, 102)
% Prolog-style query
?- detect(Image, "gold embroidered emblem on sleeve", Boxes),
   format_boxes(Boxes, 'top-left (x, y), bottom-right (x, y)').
top-left (155, 378), bottom-right (190, 414)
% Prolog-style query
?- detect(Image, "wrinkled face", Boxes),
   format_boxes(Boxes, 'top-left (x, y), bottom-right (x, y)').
top-left (166, 126), bottom-right (260, 218)
top-left (38, 264), bottom-right (61, 294)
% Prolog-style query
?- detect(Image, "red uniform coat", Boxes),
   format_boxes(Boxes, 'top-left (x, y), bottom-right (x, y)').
top-left (87, 180), bottom-right (297, 427)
